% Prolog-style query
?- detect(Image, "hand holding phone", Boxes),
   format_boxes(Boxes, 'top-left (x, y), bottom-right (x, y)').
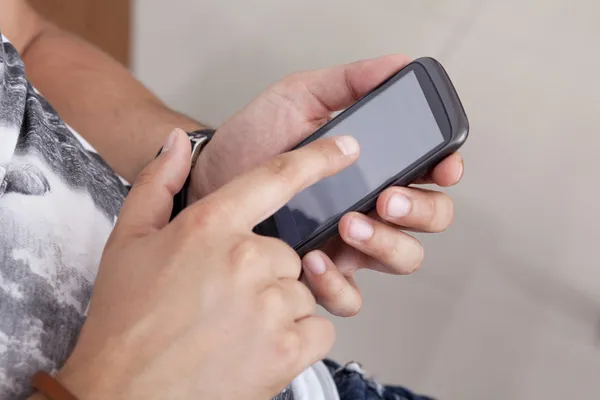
top-left (194, 54), bottom-right (466, 317)
top-left (255, 57), bottom-right (469, 256)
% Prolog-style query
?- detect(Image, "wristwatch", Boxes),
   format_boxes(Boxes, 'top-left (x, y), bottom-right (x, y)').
top-left (170, 128), bottom-right (215, 220)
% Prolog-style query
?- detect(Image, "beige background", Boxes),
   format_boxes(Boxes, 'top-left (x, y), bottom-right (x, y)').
top-left (133, 1), bottom-right (600, 398)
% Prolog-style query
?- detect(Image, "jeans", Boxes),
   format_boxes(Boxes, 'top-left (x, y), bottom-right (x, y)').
top-left (324, 360), bottom-right (436, 400)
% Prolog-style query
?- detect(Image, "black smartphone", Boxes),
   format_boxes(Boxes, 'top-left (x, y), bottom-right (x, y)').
top-left (254, 57), bottom-right (469, 256)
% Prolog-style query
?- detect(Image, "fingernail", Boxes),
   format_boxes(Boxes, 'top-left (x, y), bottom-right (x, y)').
top-left (348, 217), bottom-right (373, 242)
top-left (161, 129), bottom-right (178, 153)
top-left (457, 158), bottom-right (464, 181)
top-left (335, 136), bottom-right (359, 156)
top-left (303, 252), bottom-right (327, 275)
top-left (387, 193), bottom-right (411, 218)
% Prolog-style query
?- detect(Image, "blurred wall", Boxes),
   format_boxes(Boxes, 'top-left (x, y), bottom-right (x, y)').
top-left (133, 1), bottom-right (600, 398)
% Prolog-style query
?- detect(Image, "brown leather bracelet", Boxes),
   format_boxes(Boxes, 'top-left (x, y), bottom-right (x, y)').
top-left (32, 371), bottom-right (78, 400)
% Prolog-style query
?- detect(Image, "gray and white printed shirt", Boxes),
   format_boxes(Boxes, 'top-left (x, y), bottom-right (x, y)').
top-left (0, 34), bottom-right (338, 400)
top-left (0, 34), bottom-right (126, 398)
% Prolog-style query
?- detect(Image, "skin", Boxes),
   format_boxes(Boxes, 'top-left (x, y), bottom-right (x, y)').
top-left (2, 1), bottom-right (464, 316)
top-left (0, 0), bottom-right (205, 182)
top-left (193, 56), bottom-right (464, 316)
top-left (1, 0), bottom-right (464, 397)
top-left (55, 131), bottom-right (355, 399)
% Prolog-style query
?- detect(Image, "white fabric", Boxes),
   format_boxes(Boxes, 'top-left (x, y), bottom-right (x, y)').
top-left (292, 361), bottom-right (339, 400)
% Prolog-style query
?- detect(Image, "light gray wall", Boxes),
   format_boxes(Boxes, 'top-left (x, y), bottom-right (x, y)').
top-left (133, 1), bottom-right (600, 398)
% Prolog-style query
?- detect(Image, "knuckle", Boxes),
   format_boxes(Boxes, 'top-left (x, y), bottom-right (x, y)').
top-left (438, 193), bottom-right (455, 230)
top-left (181, 204), bottom-right (221, 231)
top-left (299, 283), bottom-right (317, 313)
top-left (266, 237), bottom-right (302, 277)
top-left (425, 192), bottom-right (454, 232)
top-left (229, 237), bottom-right (261, 268)
top-left (387, 234), bottom-right (424, 275)
top-left (272, 330), bottom-right (302, 365)
top-left (313, 139), bottom-right (337, 167)
top-left (263, 155), bottom-right (308, 192)
top-left (420, 193), bottom-right (437, 226)
top-left (260, 286), bottom-right (286, 316)
top-left (264, 155), bottom-right (295, 182)
top-left (279, 71), bottom-right (308, 91)
top-left (341, 294), bottom-right (362, 317)
top-left (261, 141), bottom-right (338, 194)
top-left (318, 275), bottom-right (347, 303)
top-left (406, 238), bottom-right (425, 274)
top-left (268, 72), bottom-right (310, 115)
top-left (319, 280), bottom-right (360, 317)
top-left (131, 167), bottom-right (155, 192)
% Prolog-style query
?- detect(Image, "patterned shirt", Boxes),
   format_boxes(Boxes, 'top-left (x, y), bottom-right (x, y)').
top-left (0, 32), bottom-right (340, 400)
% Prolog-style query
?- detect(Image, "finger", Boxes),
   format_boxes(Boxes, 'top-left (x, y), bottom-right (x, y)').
top-left (262, 279), bottom-right (316, 321)
top-left (227, 235), bottom-right (302, 286)
top-left (338, 212), bottom-right (424, 275)
top-left (262, 236), bottom-right (303, 280)
top-left (189, 136), bottom-right (359, 229)
top-left (375, 187), bottom-right (454, 233)
top-left (302, 250), bottom-right (362, 317)
top-left (115, 129), bottom-right (191, 239)
top-left (275, 54), bottom-right (412, 117)
top-left (413, 152), bottom-right (464, 186)
top-left (294, 316), bottom-right (336, 373)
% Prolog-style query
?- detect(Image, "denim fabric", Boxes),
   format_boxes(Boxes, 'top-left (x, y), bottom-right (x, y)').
top-left (324, 360), bottom-right (436, 400)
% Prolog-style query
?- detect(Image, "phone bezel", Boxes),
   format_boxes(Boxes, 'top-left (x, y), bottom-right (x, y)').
top-left (294, 62), bottom-right (452, 149)
top-left (257, 57), bottom-right (470, 256)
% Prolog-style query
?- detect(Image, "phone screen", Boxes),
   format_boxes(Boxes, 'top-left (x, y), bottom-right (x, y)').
top-left (270, 70), bottom-right (446, 248)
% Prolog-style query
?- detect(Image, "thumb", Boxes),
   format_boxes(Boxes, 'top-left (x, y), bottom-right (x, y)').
top-left (114, 128), bottom-right (191, 239)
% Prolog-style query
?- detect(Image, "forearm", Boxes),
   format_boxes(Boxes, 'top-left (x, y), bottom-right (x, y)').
top-left (19, 16), bottom-right (206, 182)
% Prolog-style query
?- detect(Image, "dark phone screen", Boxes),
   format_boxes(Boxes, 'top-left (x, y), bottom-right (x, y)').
top-left (271, 70), bottom-right (445, 248)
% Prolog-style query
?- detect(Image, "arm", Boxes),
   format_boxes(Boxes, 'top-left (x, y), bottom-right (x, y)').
top-left (1, 0), bottom-right (206, 182)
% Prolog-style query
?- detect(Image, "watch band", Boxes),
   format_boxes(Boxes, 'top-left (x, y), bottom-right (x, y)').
top-left (170, 129), bottom-right (215, 220)
top-left (32, 371), bottom-right (78, 400)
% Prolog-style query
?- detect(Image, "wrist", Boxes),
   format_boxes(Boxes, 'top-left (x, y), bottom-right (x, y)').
top-left (187, 160), bottom-right (209, 204)
top-left (167, 129), bottom-right (216, 218)
top-left (30, 365), bottom-right (95, 400)
top-left (187, 180), bottom-right (204, 205)
top-left (53, 368), bottom-right (90, 400)
top-left (52, 357), bottom-right (109, 400)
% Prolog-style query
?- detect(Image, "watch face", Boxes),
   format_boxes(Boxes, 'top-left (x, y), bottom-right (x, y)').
top-left (188, 129), bottom-right (215, 142)
top-left (189, 133), bottom-right (206, 141)
top-left (188, 130), bottom-right (215, 167)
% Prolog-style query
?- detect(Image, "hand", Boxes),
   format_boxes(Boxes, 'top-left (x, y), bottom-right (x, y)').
top-left (55, 129), bottom-right (357, 399)
top-left (190, 55), bottom-right (464, 317)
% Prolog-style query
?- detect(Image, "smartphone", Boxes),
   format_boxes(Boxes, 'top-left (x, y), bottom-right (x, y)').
top-left (254, 57), bottom-right (469, 256)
